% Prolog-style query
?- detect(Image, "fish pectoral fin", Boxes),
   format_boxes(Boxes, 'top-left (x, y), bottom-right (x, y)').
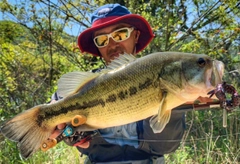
top-left (57, 71), bottom-right (99, 97)
top-left (149, 110), bottom-right (171, 133)
top-left (150, 92), bottom-right (171, 133)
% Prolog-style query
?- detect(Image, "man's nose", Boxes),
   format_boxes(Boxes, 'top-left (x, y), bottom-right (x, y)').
top-left (108, 37), bottom-right (118, 47)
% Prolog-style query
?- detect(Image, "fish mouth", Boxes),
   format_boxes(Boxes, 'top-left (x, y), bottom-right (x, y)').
top-left (209, 60), bottom-right (224, 87)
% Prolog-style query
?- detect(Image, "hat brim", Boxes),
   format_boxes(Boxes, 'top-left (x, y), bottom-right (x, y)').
top-left (78, 14), bottom-right (154, 57)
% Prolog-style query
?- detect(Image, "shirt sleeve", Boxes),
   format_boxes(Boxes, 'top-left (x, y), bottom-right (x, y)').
top-left (99, 123), bottom-right (139, 148)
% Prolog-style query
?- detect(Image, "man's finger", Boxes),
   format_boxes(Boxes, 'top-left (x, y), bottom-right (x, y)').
top-left (57, 123), bottom-right (66, 130)
top-left (49, 129), bottom-right (62, 139)
top-left (49, 123), bottom-right (66, 138)
top-left (77, 141), bottom-right (90, 149)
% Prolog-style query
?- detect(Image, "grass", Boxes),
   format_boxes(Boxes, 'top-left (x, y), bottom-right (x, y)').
top-left (0, 140), bottom-right (87, 164)
top-left (1, 107), bottom-right (240, 164)
top-left (165, 108), bottom-right (240, 164)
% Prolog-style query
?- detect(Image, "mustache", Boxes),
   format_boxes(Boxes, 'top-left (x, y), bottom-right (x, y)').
top-left (107, 47), bottom-right (124, 55)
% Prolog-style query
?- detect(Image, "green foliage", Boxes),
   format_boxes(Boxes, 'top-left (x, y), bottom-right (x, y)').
top-left (0, 141), bottom-right (86, 164)
top-left (0, 19), bottom-right (102, 163)
top-left (0, 21), bottom-right (25, 44)
top-left (0, 0), bottom-right (240, 163)
top-left (166, 107), bottom-right (240, 164)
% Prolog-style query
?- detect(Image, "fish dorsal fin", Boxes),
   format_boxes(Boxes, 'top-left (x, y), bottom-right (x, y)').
top-left (57, 71), bottom-right (99, 97)
top-left (103, 53), bottom-right (136, 72)
top-left (57, 54), bottom-right (136, 97)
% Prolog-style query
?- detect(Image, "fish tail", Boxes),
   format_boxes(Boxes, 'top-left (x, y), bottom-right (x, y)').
top-left (150, 110), bottom-right (171, 133)
top-left (0, 105), bottom-right (52, 159)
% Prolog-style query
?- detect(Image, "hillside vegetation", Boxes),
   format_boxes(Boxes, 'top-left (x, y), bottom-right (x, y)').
top-left (0, 0), bottom-right (239, 163)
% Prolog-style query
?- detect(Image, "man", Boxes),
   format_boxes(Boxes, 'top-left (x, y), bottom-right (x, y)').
top-left (50, 3), bottom-right (197, 164)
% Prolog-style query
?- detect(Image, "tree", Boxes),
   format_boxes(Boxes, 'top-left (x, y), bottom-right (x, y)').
top-left (0, 0), bottom-right (239, 163)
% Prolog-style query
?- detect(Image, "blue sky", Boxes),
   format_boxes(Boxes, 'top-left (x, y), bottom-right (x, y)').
top-left (1, 0), bottom-right (239, 38)
top-left (0, 0), bottom-right (91, 36)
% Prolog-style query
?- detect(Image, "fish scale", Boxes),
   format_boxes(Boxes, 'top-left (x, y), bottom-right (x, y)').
top-left (0, 52), bottom-right (224, 158)
top-left (45, 74), bottom-right (159, 127)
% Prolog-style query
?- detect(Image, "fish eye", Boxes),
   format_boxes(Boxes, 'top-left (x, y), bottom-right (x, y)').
top-left (197, 58), bottom-right (206, 67)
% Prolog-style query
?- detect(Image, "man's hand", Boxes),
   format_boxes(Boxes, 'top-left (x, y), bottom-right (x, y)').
top-left (49, 123), bottom-right (90, 149)
top-left (196, 96), bottom-right (216, 103)
top-left (49, 100), bottom-right (90, 149)
top-left (49, 123), bottom-right (66, 139)
top-left (185, 96), bottom-right (217, 105)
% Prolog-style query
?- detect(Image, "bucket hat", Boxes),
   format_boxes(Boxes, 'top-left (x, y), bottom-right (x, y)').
top-left (78, 3), bottom-right (154, 56)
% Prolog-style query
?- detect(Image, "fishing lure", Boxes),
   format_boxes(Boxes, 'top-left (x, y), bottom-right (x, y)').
top-left (208, 82), bottom-right (240, 127)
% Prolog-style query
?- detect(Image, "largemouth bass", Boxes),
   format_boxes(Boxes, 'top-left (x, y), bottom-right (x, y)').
top-left (0, 52), bottom-right (224, 158)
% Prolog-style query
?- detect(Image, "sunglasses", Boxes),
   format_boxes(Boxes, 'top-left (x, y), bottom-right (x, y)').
top-left (93, 27), bottom-right (134, 48)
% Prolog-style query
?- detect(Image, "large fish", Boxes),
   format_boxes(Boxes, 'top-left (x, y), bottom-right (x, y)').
top-left (0, 52), bottom-right (224, 158)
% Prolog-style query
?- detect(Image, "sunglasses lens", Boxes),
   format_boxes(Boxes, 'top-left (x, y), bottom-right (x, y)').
top-left (112, 28), bottom-right (129, 42)
top-left (94, 35), bottom-right (109, 47)
top-left (94, 27), bottom-right (133, 48)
